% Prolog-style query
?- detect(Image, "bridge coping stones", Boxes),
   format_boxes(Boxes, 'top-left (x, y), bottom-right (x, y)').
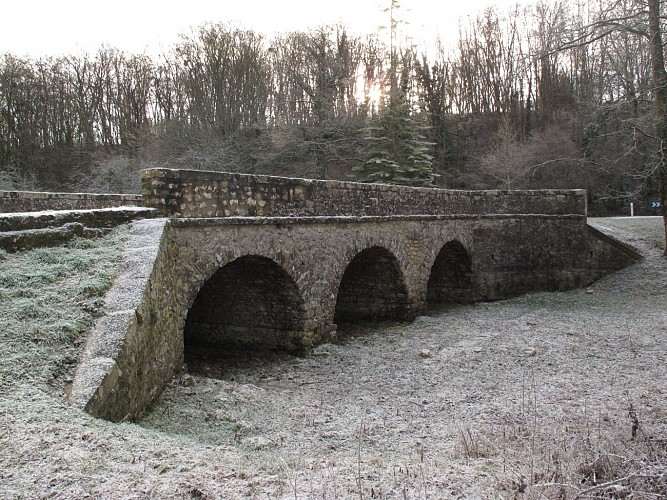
top-left (169, 213), bottom-right (588, 228)
top-left (68, 357), bottom-right (119, 410)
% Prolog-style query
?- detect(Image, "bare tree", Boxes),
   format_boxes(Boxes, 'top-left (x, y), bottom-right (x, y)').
top-left (479, 116), bottom-right (532, 189)
top-left (553, 0), bottom-right (666, 252)
top-left (647, 0), bottom-right (667, 254)
top-left (174, 24), bottom-right (270, 137)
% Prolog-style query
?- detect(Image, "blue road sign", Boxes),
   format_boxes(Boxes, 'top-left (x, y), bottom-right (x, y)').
top-left (651, 201), bottom-right (662, 208)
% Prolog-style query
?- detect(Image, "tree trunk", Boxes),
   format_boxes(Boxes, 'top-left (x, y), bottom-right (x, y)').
top-left (648, 0), bottom-right (667, 255)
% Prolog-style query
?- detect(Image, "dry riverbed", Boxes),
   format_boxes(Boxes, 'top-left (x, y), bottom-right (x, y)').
top-left (1, 217), bottom-right (665, 498)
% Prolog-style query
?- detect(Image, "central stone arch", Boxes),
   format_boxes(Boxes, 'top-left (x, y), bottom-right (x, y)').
top-left (184, 255), bottom-right (307, 353)
top-left (427, 240), bottom-right (473, 305)
top-left (334, 246), bottom-right (410, 324)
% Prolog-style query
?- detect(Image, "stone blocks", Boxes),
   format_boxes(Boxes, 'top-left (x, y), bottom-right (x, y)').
top-left (1, 190), bottom-right (141, 213)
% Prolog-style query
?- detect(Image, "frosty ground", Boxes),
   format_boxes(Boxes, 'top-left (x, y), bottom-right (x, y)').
top-left (1, 217), bottom-right (665, 499)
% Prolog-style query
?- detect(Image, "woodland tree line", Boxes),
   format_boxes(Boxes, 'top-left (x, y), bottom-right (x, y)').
top-left (1, 0), bottom-right (666, 218)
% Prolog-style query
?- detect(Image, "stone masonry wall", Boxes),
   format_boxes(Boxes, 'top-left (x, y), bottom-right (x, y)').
top-left (141, 168), bottom-right (587, 218)
top-left (0, 207), bottom-right (156, 253)
top-left (165, 215), bottom-right (638, 350)
top-left (1, 190), bottom-right (141, 213)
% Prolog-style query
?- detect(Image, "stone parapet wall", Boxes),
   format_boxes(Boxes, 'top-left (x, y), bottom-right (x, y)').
top-left (141, 168), bottom-right (587, 218)
top-left (1, 190), bottom-right (141, 214)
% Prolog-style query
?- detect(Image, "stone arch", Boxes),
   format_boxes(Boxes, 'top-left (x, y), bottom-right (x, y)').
top-left (184, 255), bottom-right (307, 352)
top-left (334, 246), bottom-right (410, 324)
top-left (427, 240), bottom-right (473, 305)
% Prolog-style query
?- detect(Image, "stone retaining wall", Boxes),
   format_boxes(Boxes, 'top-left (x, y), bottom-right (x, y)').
top-left (0, 207), bottom-right (156, 252)
top-left (0, 207), bottom-right (156, 232)
top-left (69, 218), bottom-right (174, 422)
top-left (1, 190), bottom-right (141, 213)
top-left (141, 168), bottom-right (587, 218)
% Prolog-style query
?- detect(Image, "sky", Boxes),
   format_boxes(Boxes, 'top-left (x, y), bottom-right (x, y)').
top-left (1, 0), bottom-right (526, 58)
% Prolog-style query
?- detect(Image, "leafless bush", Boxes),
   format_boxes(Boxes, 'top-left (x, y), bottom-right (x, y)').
top-left (77, 154), bottom-right (143, 194)
top-left (475, 401), bottom-right (667, 498)
top-left (0, 164), bottom-right (39, 191)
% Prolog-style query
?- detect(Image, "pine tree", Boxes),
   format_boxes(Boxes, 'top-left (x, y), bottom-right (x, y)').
top-left (353, 1), bottom-right (435, 187)
top-left (354, 64), bottom-right (435, 187)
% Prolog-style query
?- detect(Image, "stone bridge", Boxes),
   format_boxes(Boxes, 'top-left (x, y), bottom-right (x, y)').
top-left (70, 169), bottom-right (639, 421)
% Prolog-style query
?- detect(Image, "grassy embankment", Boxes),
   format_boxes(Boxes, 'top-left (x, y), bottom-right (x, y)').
top-left (0, 227), bottom-right (129, 393)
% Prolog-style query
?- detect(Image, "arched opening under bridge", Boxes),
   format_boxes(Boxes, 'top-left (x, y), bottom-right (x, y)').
top-left (184, 255), bottom-right (307, 373)
top-left (427, 241), bottom-right (473, 306)
top-left (334, 246), bottom-right (410, 325)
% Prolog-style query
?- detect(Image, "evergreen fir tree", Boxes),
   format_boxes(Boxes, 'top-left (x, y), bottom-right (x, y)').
top-left (354, 69), bottom-right (436, 187)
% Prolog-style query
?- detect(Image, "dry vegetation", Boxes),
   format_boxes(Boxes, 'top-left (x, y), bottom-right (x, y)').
top-left (1, 217), bottom-right (665, 499)
top-left (3, 1), bottom-right (667, 219)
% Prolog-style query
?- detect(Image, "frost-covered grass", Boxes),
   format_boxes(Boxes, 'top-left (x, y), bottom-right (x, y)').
top-left (0, 227), bottom-right (128, 393)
